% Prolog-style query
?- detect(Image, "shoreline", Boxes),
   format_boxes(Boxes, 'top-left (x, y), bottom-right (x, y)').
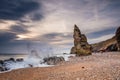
top-left (0, 52), bottom-right (120, 80)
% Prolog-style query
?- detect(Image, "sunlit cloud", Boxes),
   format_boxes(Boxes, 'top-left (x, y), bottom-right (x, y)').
top-left (0, 20), bottom-right (16, 30)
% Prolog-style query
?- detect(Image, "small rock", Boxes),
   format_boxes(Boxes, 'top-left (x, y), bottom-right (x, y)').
top-left (82, 67), bottom-right (85, 69)
top-left (16, 58), bottom-right (24, 62)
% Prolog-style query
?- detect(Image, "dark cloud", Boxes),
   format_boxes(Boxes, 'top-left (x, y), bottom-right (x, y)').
top-left (31, 13), bottom-right (43, 21)
top-left (35, 32), bottom-right (73, 46)
top-left (0, 0), bottom-right (40, 20)
top-left (0, 31), bottom-right (18, 43)
top-left (10, 24), bottom-right (30, 34)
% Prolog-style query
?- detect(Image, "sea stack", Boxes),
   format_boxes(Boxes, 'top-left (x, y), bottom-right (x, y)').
top-left (70, 25), bottom-right (92, 56)
top-left (116, 26), bottom-right (120, 51)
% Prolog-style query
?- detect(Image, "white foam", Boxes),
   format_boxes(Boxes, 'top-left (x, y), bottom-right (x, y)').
top-left (0, 53), bottom-right (75, 73)
top-left (1, 56), bottom-right (53, 73)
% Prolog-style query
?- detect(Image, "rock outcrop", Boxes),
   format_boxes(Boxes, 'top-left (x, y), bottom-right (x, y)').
top-left (43, 56), bottom-right (65, 65)
top-left (70, 25), bottom-right (92, 56)
top-left (91, 36), bottom-right (117, 52)
top-left (116, 26), bottom-right (120, 51)
top-left (92, 26), bottom-right (120, 52)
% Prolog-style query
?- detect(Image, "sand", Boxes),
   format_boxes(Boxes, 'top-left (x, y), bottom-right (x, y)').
top-left (0, 52), bottom-right (120, 80)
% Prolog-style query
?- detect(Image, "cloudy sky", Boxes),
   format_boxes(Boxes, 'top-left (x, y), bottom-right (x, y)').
top-left (0, 0), bottom-right (120, 54)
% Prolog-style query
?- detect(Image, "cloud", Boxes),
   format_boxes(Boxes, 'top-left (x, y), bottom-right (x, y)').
top-left (0, 0), bottom-right (40, 20)
top-left (0, 0), bottom-right (120, 54)
top-left (0, 31), bottom-right (18, 43)
top-left (10, 24), bottom-right (30, 34)
top-left (26, 0), bottom-right (120, 38)
top-left (35, 32), bottom-right (73, 45)
top-left (18, 0), bottom-right (119, 49)
top-left (36, 32), bottom-right (73, 52)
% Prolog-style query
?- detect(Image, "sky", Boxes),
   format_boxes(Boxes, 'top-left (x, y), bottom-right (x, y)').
top-left (0, 0), bottom-right (120, 54)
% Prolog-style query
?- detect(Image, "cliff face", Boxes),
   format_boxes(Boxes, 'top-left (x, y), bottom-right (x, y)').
top-left (116, 26), bottom-right (120, 50)
top-left (70, 25), bottom-right (92, 56)
top-left (91, 36), bottom-right (117, 52)
top-left (92, 26), bottom-right (120, 52)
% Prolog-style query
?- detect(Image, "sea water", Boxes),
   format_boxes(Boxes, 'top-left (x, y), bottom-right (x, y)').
top-left (0, 52), bottom-right (75, 73)
top-left (0, 54), bottom-right (27, 60)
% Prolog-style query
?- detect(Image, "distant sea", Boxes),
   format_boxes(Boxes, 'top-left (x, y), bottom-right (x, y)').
top-left (0, 54), bottom-right (28, 60)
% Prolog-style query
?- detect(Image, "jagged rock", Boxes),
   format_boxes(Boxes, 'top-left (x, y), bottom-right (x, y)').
top-left (116, 26), bottom-right (120, 51)
top-left (43, 56), bottom-right (65, 65)
top-left (71, 25), bottom-right (92, 56)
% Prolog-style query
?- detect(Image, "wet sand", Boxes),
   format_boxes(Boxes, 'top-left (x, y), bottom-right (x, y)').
top-left (0, 52), bottom-right (120, 80)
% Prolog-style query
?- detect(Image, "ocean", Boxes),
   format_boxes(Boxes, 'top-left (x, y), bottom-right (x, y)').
top-left (0, 54), bottom-right (28, 60)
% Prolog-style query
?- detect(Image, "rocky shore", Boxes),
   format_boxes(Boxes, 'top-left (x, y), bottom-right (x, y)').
top-left (0, 52), bottom-right (120, 80)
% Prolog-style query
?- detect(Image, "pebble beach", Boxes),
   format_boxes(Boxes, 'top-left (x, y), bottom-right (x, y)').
top-left (0, 52), bottom-right (120, 80)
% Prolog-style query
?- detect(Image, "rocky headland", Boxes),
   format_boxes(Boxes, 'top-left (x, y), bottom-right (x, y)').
top-left (92, 26), bottom-right (120, 52)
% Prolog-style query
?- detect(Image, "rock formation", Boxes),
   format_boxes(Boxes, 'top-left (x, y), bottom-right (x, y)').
top-left (43, 56), bottom-right (65, 65)
top-left (70, 25), bottom-right (92, 56)
top-left (91, 26), bottom-right (120, 52)
top-left (116, 26), bottom-right (120, 51)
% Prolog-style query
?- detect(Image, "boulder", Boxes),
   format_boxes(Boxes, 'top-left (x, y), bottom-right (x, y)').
top-left (71, 25), bottom-right (92, 56)
top-left (9, 58), bottom-right (15, 62)
top-left (4, 58), bottom-right (15, 62)
top-left (16, 58), bottom-right (24, 62)
top-left (0, 60), bottom-right (4, 65)
top-left (44, 56), bottom-right (65, 65)
top-left (116, 26), bottom-right (120, 51)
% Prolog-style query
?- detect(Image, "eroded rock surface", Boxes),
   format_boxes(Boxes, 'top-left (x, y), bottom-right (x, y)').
top-left (71, 25), bottom-right (92, 56)
top-left (44, 56), bottom-right (65, 65)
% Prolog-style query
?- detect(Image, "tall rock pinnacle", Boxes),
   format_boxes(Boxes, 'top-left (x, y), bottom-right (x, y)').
top-left (71, 25), bottom-right (92, 56)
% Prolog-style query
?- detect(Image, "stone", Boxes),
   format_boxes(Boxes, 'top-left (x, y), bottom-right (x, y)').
top-left (0, 60), bottom-right (4, 65)
top-left (9, 58), bottom-right (15, 62)
top-left (116, 26), bottom-right (120, 51)
top-left (16, 58), bottom-right (24, 62)
top-left (4, 58), bottom-right (15, 62)
top-left (43, 56), bottom-right (65, 65)
top-left (70, 24), bottom-right (92, 56)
